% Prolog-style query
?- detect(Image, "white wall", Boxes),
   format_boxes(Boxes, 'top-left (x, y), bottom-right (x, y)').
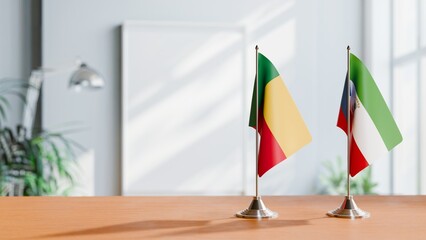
top-left (42, 0), bottom-right (363, 195)
top-left (0, 0), bottom-right (31, 127)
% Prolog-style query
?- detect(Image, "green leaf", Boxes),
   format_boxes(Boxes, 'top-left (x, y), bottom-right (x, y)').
top-left (24, 173), bottom-right (37, 195)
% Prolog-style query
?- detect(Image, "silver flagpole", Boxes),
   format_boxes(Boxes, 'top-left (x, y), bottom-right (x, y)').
top-left (255, 45), bottom-right (259, 198)
top-left (236, 45), bottom-right (277, 219)
top-left (347, 45), bottom-right (351, 198)
top-left (327, 46), bottom-right (369, 219)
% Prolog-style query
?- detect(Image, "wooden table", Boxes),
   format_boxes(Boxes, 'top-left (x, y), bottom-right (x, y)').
top-left (0, 196), bottom-right (425, 239)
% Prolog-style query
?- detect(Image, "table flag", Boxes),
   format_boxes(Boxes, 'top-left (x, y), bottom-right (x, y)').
top-left (249, 53), bottom-right (311, 177)
top-left (337, 53), bottom-right (403, 176)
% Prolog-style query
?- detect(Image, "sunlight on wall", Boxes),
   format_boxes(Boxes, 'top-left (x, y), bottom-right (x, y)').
top-left (173, 30), bottom-right (244, 79)
top-left (119, 0), bottom-right (364, 196)
top-left (240, 0), bottom-right (294, 31)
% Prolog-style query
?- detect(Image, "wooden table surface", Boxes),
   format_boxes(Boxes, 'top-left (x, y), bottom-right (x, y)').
top-left (0, 196), bottom-right (425, 239)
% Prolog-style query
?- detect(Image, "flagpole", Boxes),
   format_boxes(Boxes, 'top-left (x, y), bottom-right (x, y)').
top-left (326, 46), bottom-right (369, 218)
top-left (346, 45), bottom-right (351, 198)
top-left (255, 45), bottom-right (259, 198)
top-left (236, 45), bottom-right (277, 219)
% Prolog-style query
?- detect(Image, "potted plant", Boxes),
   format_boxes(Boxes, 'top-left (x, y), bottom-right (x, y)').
top-left (318, 156), bottom-right (378, 195)
top-left (0, 79), bottom-right (80, 196)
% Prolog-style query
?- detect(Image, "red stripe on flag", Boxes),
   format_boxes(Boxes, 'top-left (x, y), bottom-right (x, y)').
top-left (337, 108), bottom-right (348, 134)
top-left (338, 107), bottom-right (369, 176)
top-left (350, 136), bottom-right (370, 177)
top-left (257, 110), bottom-right (287, 177)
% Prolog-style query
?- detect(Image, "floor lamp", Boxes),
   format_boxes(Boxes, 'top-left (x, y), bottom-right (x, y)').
top-left (22, 61), bottom-right (105, 137)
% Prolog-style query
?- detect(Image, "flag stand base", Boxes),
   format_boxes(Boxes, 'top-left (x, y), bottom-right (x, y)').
top-left (236, 196), bottom-right (278, 219)
top-left (327, 195), bottom-right (370, 219)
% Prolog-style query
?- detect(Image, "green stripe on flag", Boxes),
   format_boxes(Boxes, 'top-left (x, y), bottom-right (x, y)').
top-left (350, 53), bottom-right (403, 150)
top-left (249, 53), bottom-right (280, 127)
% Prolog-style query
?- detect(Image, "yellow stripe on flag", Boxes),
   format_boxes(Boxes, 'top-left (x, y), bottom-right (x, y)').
top-left (263, 76), bottom-right (312, 156)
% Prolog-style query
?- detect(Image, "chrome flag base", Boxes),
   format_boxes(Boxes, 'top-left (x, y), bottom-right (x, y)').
top-left (327, 195), bottom-right (370, 219)
top-left (236, 196), bottom-right (278, 219)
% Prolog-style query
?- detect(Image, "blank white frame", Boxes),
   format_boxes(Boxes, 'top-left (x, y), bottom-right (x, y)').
top-left (121, 21), bottom-right (248, 195)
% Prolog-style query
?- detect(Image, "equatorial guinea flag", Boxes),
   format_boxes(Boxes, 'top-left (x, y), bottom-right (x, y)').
top-left (337, 53), bottom-right (403, 177)
top-left (249, 53), bottom-right (311, 177)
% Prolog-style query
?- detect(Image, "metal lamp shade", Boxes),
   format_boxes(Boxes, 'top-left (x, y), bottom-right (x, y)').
top-left (69, 63), bottom-right (104, 91)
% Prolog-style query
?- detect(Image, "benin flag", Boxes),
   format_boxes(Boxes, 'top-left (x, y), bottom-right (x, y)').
top-left (337, 53), bottom-right (403, 177)
top-left (249, 53), bottom-right (311, 177)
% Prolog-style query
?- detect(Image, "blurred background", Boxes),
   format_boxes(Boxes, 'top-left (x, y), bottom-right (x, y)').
top-left (0, 0), bottom-right (424, 196)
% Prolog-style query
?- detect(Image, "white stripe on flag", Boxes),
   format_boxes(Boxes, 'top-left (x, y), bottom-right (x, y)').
top-left (352, 95), bottom-right (389, 164)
